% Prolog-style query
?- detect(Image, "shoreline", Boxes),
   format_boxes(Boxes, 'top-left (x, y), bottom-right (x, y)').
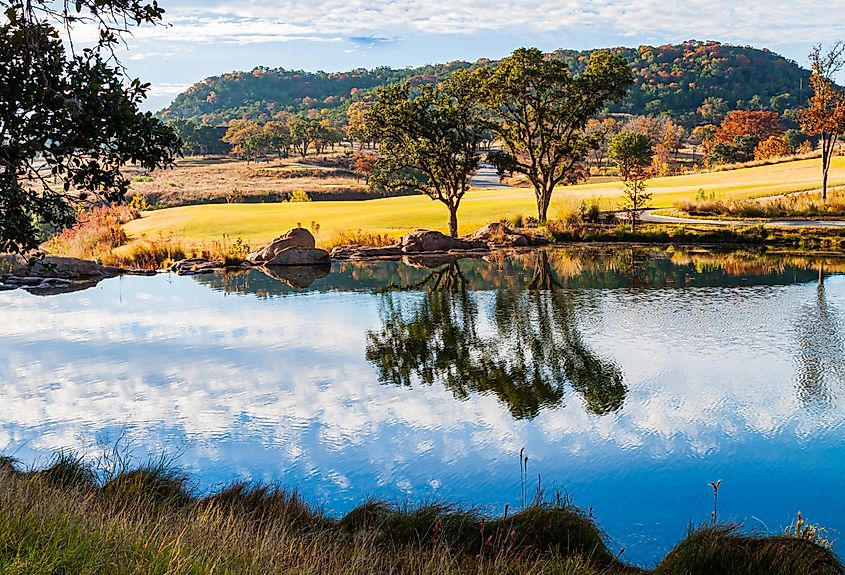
top-left (0, 453), bottom-right (840, 574)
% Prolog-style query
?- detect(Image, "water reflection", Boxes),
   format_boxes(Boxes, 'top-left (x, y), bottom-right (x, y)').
top-left (4, 247), bottom-right (845, 565)
top-left (796, 268), bottom-right (845, 408)
top-left (193, 248), bottom-right (841, 296)
top-left (365, 255), bottom-right (625, 419)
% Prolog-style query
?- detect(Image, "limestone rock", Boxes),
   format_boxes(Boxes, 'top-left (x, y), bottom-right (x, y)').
top-left (471, 222), bottom-right (530, 247)
top-left (398, 230), bottom-right (486, 253)
top-left (265, 247), bottom-right (330, 266)
top-left (168, 258), bottom-right (221, 276)
top-left (248, 228), bottom-right (316, 263)
top-left (330, 245), bottom-right (404, 260)
top-left (0, 254), bottom-right (119, 280)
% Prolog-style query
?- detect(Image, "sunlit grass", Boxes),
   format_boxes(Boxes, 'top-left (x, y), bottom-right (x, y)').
top-left (123, 158), bottom-right (845, 250)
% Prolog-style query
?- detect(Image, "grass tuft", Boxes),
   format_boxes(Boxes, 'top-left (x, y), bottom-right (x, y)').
top-left (655, 524), bottom-right (844, 575)
top-left (203, 482), bottom-right (322, 528)
top-left (103, 466), bottom-right (191, 506)
top-left (33, 451), bottom-right (97, 490)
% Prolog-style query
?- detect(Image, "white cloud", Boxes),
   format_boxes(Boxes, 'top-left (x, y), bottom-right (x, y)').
top-left (147, 82), bottom-right (192, 98)
top-left (139, 0), bottom-right (844, 48)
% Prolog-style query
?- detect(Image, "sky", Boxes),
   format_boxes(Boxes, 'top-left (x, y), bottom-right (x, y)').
top-left (108, 0), bottom-right (845, 111)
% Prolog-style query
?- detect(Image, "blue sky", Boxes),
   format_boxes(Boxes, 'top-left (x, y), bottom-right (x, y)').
top-left (113, 0), bottom-right (845, 111)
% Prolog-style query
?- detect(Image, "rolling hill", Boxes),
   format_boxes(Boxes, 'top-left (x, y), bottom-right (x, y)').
top-left (160, 40), bottom-right (811, 126)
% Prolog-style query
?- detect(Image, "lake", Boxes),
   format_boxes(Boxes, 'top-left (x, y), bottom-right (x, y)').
top-left (2, 246), bottom-right (844, 567)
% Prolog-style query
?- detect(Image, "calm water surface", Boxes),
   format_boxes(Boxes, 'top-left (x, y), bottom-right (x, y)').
top-left (3, 247), bottom-right (845, 566)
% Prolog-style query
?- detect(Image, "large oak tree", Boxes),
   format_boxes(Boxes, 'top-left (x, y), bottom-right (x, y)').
top-left (480, 48), bottom-right (632, 223)
top-left (364, 71), bottom-right (488, 237)
top-left (1, 0), bottom-right (180, 253)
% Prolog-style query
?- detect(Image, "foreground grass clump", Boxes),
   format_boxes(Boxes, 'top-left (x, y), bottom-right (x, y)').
top-left (654, 525), bottom-right (842, 575)
top-left (0, 454), bottom-right (841, 575)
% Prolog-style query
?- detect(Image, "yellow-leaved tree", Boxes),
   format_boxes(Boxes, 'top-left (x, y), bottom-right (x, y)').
top-left (799, 43), bottom-right (845, 201)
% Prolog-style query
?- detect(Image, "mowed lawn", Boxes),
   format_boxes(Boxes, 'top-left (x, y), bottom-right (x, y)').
top-left (124, 156), bottom-right (845, 247)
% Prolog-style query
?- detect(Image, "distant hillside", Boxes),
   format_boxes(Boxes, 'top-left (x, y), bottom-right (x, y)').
top-left (160, 41), bottom-right (810, 126)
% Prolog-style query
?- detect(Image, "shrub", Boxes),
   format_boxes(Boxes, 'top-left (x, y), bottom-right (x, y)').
top-left (48, 205), bottom-right (138, 262)
top-left (288, 188), bottom-right (312, 202)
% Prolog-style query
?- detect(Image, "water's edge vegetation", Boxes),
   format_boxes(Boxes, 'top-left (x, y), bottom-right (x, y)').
top-left (1, 452), bottom-right (841, 575)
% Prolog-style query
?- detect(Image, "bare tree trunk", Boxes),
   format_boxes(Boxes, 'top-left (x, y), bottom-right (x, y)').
top-left (448, 205), bottom-right (458, 238)
top-left (822, 134), bottom-right (830, 202)
top-left (536, 188), bottom-right (550, 223)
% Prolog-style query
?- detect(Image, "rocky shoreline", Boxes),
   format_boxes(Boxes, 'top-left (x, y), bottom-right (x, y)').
top-left (0, 224), bottom-right (545, 295)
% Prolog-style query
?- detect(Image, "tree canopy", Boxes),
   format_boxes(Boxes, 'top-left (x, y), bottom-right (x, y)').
top-left (799, 42), bottom-right (845, 201)
top-left (0, 0), bottom-right (180, 253)
top-left (481, 47), bottom-right (632, 222)
top-left (364, 71), bottom-right (488, 237)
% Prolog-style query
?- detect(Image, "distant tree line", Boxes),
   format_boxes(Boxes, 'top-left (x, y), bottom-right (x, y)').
top-left (161, 41), bottom-right (814, 129)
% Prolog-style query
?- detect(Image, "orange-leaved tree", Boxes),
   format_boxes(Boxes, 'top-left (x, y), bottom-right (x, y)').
top-left (714, 110), bottom-right (783, 146)
top-left (798, 42), bottom-right (845, 201)
top-left (754, 135), bottom-right (793, 161)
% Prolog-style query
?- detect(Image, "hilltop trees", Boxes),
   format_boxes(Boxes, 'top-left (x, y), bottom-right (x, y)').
top-left (799, 43), bottom-right (845, 201)
top-left (364, 71), bottom-right (488, 237)
top-left (481, 48), bottom-right (632, 222)
top-left (1, 0), bottom-right (180, 253)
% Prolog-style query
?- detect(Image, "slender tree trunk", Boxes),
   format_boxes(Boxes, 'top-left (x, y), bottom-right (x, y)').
top-left (823, 167), bottom-right (829, 202)
top-left (822, 134), bottom-right (830, 202)
top-left (448, 205), bottom-right (458, 238)
top-left (536, 188), bottom-right (550, 223)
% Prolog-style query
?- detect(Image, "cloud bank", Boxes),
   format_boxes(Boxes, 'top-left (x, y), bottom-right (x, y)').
top-left (138, 0), bottom-right (841, 49)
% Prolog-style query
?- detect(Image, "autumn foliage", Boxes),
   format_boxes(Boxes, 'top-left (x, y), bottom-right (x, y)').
top-left (754, 135), bottom-right (793, 161)
top-left (713, 110), bottom-right (783, 145)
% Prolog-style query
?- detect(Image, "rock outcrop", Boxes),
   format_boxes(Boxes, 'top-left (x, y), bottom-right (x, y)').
top-left (168, 258), bottom-right (222, 276)
top-left (265, 247), bottom-right (331, 266)
top-left (471, 222), bottom-right (530, 247)
top-left (398, 230), bottom-right (487, 253)
top-left (0, 255), bottom-right (121, 295)
top-left (247, 228), bottom-right (316, 263)
top-left (329, 245), bottom-right (404, 259)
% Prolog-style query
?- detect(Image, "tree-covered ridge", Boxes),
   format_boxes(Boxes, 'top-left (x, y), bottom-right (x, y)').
top-left (161, 62), bottom-right (474, 125)
top-left (161, 41), bottom-right (810, 126)
top-left (567, 40), bottom-right (810, 122)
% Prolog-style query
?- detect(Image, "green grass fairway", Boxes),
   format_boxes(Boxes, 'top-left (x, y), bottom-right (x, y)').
top-left (124, 157), bottom-right (845, 247)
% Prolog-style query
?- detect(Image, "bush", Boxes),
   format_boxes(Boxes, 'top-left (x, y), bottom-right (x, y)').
top-left (48, 205), bottom-right (138, 262)
top-left (288, 189), bottom-right (312, 202)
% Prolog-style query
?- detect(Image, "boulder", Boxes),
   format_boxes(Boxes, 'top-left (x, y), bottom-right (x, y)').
top-left (330, 245), bottom-right (404, 260)
top-left (265, 247), bottom-right (330, 266)
top-left (471, 222), bottom-right (530, 247)
top-left (168, 258), bottom-right (221, 276)
top-left (248, 228), bottom-right (316, 263)
top-left (398, 230), bottom-right (486, 254)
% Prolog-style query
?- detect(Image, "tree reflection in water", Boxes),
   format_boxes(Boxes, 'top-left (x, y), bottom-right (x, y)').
top-left (366, 253), bottom-right (626, 419)
top-left (796, 266), bottom-right (845, 408)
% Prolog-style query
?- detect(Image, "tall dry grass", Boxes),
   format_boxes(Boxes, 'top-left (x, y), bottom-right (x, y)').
top-left (675, 189), bottom-right (845, 219)
top-left (319, 229), bottom-right (398, 251)
top-left (0, 453), bottom-right (841, 575)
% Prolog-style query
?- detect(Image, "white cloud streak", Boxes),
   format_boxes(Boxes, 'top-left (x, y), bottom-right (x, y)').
top-left (136, 0), bottom-right (845, 48)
